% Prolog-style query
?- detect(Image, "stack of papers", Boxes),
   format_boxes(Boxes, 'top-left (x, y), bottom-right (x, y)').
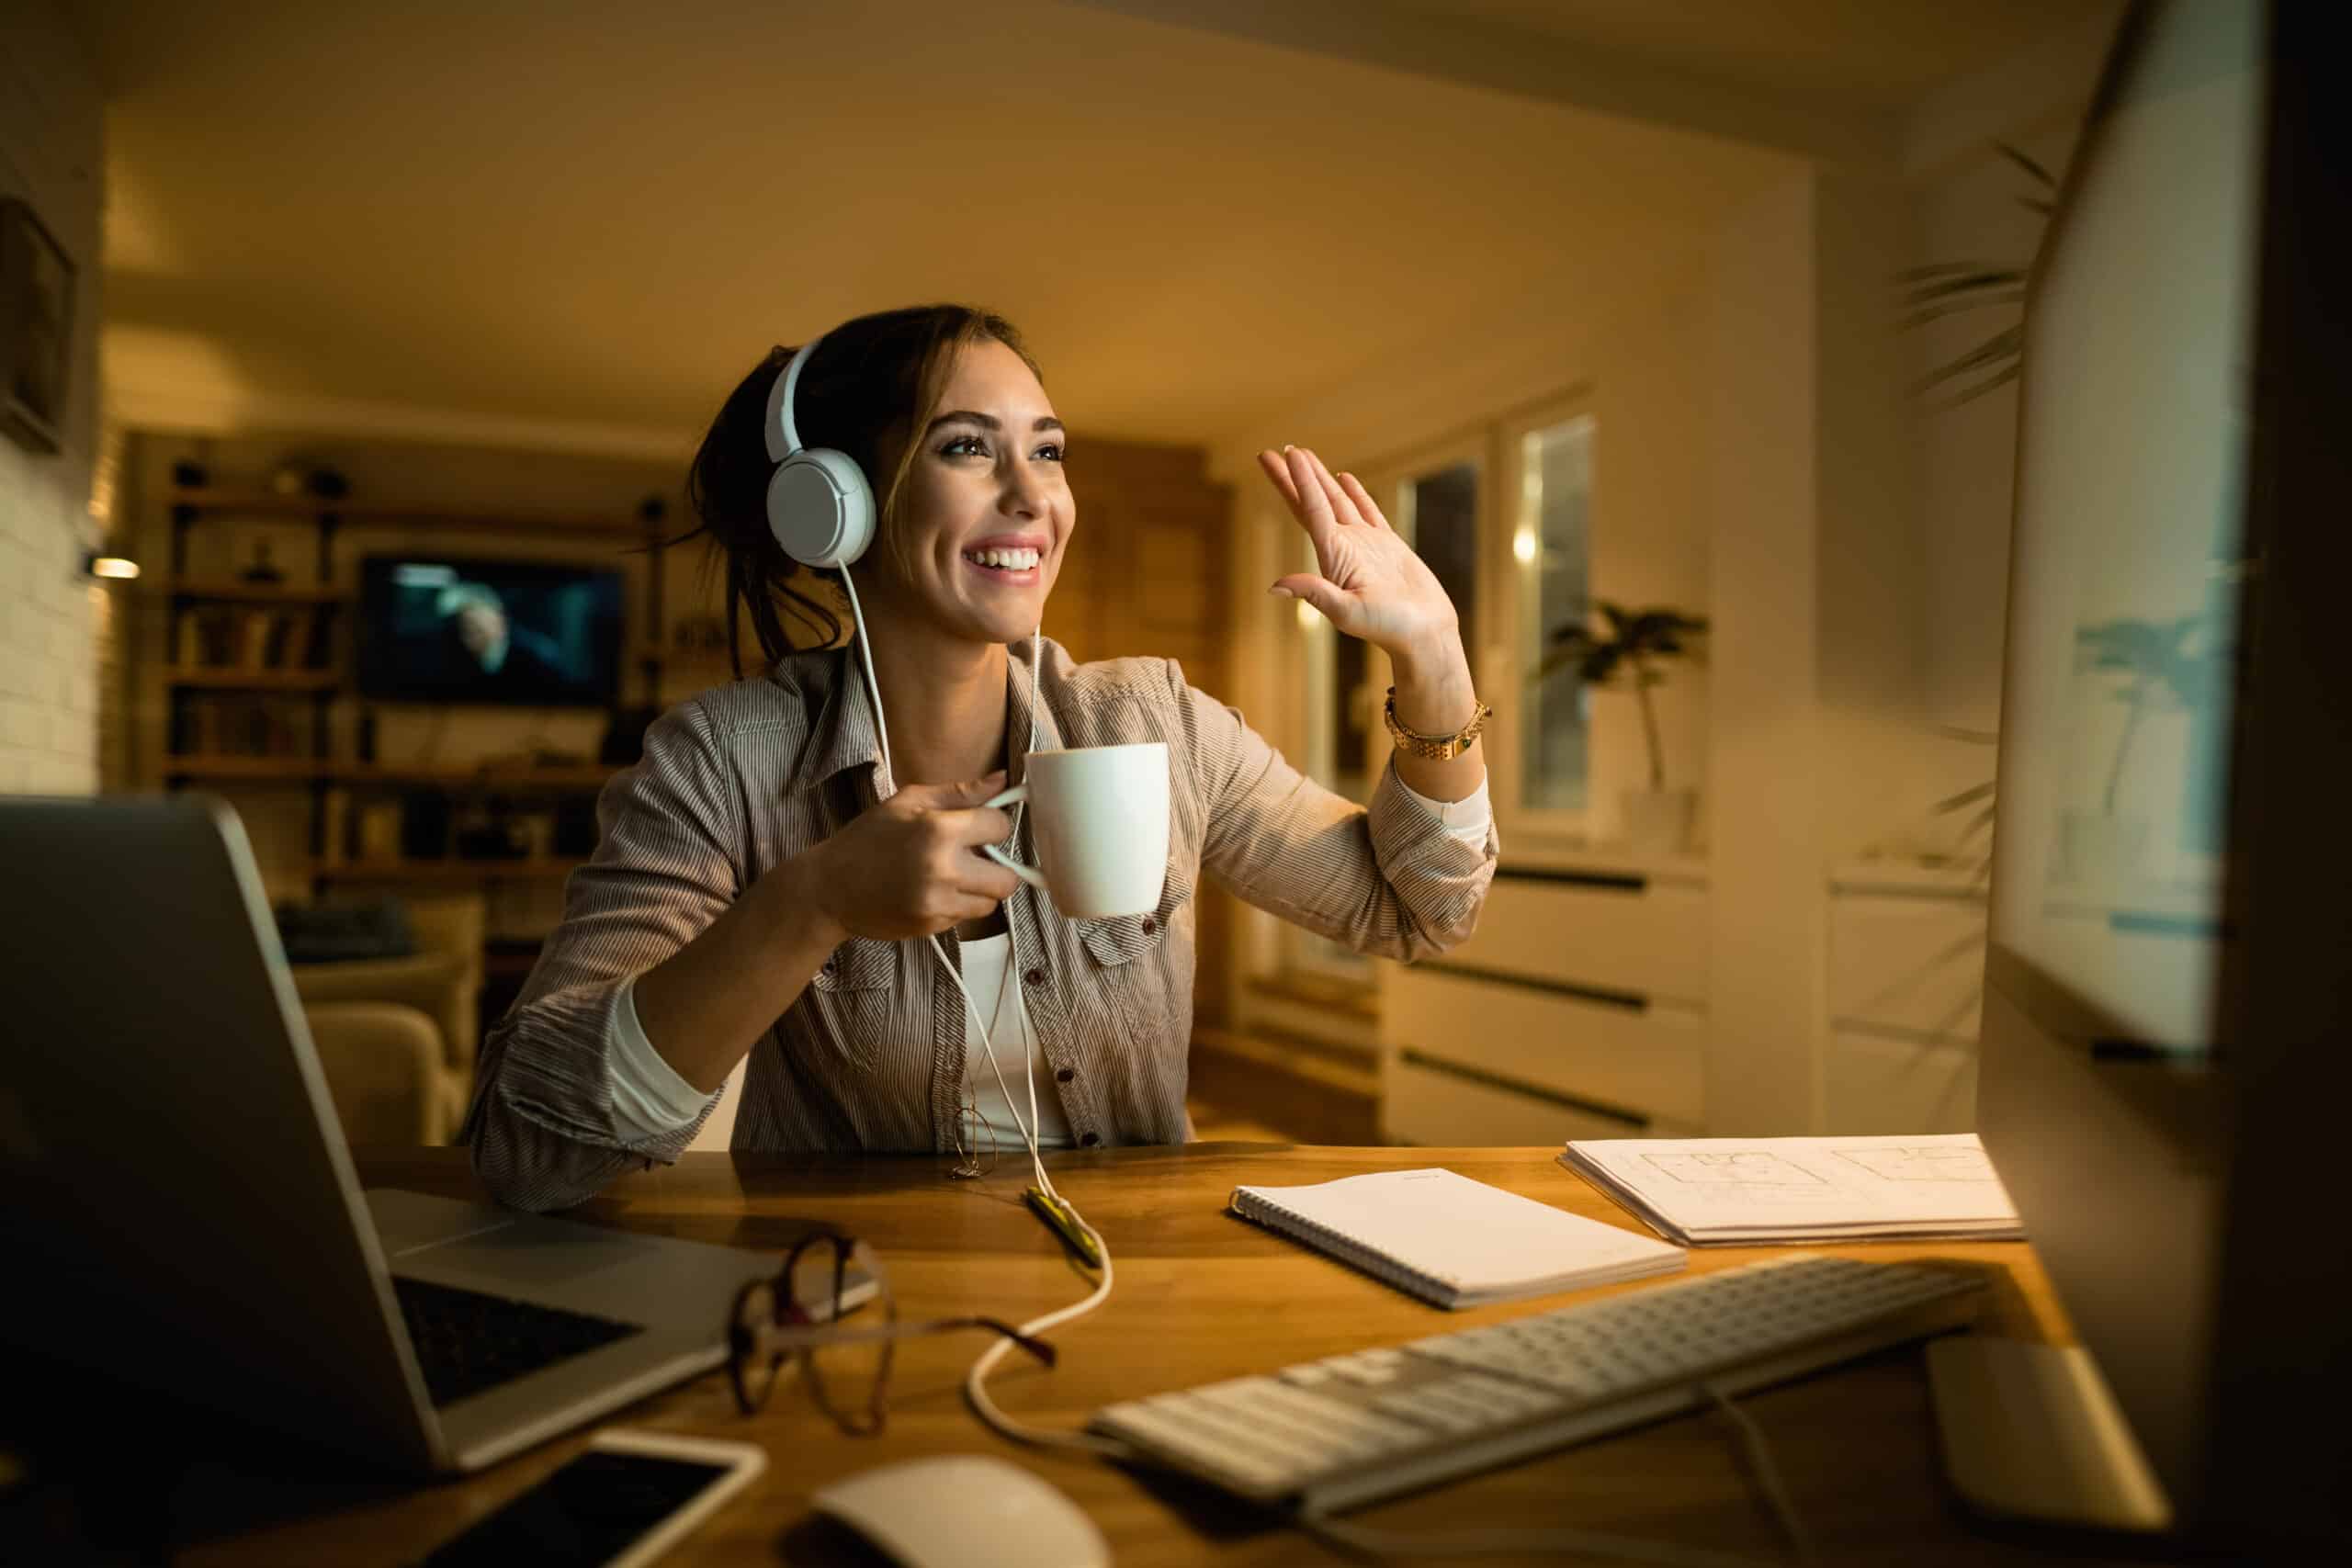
top-left (1559, 1134), bottom-right (2023, 1246)
top-left (1230, 1168), bottom-right (1685, 1308)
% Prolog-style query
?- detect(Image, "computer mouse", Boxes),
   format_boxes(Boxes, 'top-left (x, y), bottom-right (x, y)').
top-left (809, 1454), bottom-right (1111, 1568)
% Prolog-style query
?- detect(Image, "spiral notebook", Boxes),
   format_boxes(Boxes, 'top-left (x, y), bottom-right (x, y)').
top-left (1229, 1168), bottom-right (1685, 1309)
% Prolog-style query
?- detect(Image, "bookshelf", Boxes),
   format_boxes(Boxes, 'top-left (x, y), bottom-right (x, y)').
top-left (314, 857), bottom-right (585, 886)
top-left (155, 477), bottom-right (684, 889)
top-left (167, 667), bottom-right (341, 691)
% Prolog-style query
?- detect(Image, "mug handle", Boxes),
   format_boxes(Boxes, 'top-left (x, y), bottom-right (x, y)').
top-left (978, 784), bottom-right (1046, 889)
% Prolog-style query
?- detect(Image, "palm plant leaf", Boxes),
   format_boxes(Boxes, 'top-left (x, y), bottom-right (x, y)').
top-left (1899, 292), bottom-right (2028, 331)
top-left (1901, 269), bottom-right (2028, 306)
top-left (1995, 141), bottom-right (2058, 189)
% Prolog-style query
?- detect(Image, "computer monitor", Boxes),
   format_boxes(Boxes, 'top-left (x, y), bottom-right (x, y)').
top-left (1969, 0), bottom-right (2349, 1549)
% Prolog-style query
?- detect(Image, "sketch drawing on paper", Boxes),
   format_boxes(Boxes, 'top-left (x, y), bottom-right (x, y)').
top-left (1643, 1152), bottom-right (1826, 1186)
top-left (1835, 1145), bottom-right (1998, 1183)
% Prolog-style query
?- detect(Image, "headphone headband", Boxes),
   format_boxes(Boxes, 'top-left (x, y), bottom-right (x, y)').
top-left (763, 334), bottom-right (820, 463)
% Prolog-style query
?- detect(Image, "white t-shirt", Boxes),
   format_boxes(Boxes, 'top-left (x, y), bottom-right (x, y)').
top-left (950, 931), bottom-right (1072, 1153)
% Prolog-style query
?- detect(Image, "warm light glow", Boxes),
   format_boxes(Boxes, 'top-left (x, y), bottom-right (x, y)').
top-left (1512, 527), bottom-right (1537, 564)
top-left (1295, 597), bottom-right (1318, 631)
top-left (89, 556), bottom-right (141, 580)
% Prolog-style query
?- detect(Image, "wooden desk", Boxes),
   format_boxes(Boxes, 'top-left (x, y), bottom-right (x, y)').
top-left (153, 1145), bottom-right (2112, 1565)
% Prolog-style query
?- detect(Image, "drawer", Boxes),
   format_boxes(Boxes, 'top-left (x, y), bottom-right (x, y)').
top-left (1439, 873), bottom-right (1709, 1005)
top-left (1823, 1028), bottom-right (1978, 1135)
top-left (1383, 1055), bottom-right (1697, 1147)
top-left (1827, 896), bottom-right (1986, 1045)
top-left (1384, 966), bottom-right (1705, 1127)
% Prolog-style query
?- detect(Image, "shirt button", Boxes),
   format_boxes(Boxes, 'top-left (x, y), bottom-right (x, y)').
top-left (1023, 966), bottom-right (1045, 987)
top-left (1080, 1132), bottom-right (1101, 1147)
top-left (1138, 916), bottom-right (1158, 935)
top-left (1055, 1067), bottom-right (1074, 1084)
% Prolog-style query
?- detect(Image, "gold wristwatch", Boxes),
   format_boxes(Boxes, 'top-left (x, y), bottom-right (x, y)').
top-left (1383, 686), bottom-right (1493, 761)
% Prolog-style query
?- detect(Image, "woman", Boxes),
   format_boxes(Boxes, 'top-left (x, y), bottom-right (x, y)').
top-left (464, 305), bottom-right (1498, 1213)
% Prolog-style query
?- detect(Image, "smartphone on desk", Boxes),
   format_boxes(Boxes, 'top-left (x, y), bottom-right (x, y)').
top-left (420, 1429), bottom-right (766, 1568)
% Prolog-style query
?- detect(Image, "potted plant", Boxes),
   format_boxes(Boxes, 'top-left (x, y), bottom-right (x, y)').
top-left (2059, 613), bottom-right (2222, 886)
top-left (1535, 602), bottom-right (1710, 852)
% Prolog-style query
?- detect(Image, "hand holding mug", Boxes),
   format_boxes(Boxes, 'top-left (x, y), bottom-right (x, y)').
top-left (804, 773), bottom-right (1023, 942)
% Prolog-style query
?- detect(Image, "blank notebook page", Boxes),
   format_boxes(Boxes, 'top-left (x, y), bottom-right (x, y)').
top-left (1230, 1168), bottom-right (1684, 1306)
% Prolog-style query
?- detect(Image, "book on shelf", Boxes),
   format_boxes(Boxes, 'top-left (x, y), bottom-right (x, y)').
top-left (172, 604), bottom-right (333, 671)
top-left (320, 786), bottom-right (352, 867)
top-left (169, 694), bottom-right (314, 760)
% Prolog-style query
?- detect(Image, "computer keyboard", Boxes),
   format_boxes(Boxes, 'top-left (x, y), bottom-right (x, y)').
top-left (391, 1277), bottom-right (646, 1407)
top-left (1090, 1254), bottom-right (1984, 1513)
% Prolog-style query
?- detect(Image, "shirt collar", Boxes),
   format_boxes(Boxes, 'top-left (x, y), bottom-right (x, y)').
top-left (786, 638), bottom-right (1059, 798)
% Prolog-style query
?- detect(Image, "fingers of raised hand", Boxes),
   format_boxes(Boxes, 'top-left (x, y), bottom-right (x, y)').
top-left (1336, 469), bottom-right (1393, 532)
top-left (1255, 447), bottom-right (1302, 509)
top-left (1281, 446), bottom-right (1340, 534)
top-left (1283, 447), bottom-right (1352, 529)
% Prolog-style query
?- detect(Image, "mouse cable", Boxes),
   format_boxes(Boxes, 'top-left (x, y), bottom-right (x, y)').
top-left (1294, 1382), bottom-right (1815, 1568)
top-left (836, 570), bottom-right (1126, 1457)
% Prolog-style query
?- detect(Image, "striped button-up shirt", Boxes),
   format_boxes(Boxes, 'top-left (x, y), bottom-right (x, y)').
top-left (463, 637), bottom-right (1497, 1211)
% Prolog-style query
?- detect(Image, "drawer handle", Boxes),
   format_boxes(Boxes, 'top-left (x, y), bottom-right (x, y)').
top-left (1397, 1048), bottom-right (1651, 1129)
top-left (1495, 864), bottom-right (1647, 893)
top-left (1420, 959), bottom-right (1648, 1013)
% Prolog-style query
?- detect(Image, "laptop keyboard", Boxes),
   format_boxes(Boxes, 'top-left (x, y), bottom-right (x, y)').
top-left (391, 1277), bottom-right (647, 1407)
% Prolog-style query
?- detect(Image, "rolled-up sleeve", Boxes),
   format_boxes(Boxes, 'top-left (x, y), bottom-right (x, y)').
top-left (1166, 660), bottom-right (1496, 963)
top-left (461, 700), bottom-right (738, 1210)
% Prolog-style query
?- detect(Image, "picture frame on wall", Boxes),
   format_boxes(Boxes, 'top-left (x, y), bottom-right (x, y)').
top-left (1, 197), bottom-right (77, 456)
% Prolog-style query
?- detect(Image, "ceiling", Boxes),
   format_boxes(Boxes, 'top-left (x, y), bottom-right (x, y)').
top-left (1385, 0), bottom-right (2103, 113)
top-left (85, 0), bottom-right (2096, 459)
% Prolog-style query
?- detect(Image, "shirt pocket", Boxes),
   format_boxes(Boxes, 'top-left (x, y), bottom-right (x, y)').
top-left (805, 936), bottom-right (899, 1076)
top-left (811, 936), bottom-right (897, 992)
top-left (1076, 859), bottom-right (1196, 968)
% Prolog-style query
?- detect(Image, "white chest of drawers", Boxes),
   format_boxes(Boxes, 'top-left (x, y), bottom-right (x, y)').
top-left (1380, 856), bottom-right (1710, 1145)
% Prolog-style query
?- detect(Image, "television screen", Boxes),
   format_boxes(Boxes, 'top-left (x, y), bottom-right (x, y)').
top-left (357, 556), bottom-right (623, 706)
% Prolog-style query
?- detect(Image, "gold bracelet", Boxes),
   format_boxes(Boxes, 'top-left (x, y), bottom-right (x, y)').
top-left (1383, 685), bottom-right (1492, 761)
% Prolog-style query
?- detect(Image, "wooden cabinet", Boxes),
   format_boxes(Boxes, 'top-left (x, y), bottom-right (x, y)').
top-left (1380, 857), bottom-right (1710, 1144)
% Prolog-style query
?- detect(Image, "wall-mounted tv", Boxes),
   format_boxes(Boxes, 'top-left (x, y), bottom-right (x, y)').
top-left (356, 556), bottom-right (623, 706)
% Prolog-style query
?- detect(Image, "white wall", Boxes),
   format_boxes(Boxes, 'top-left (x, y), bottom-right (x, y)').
top-left (0, 4), bottom-right (103, 794)
top-left (1698, 168), bottom-right (1826, 1134)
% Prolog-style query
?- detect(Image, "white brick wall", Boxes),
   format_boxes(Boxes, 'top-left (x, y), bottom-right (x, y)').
top-left (0, 3), bottom-right (103, 794)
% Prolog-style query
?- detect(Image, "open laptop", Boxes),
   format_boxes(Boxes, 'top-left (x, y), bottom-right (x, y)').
top-left (0, 795), bottom-right (865, 1473)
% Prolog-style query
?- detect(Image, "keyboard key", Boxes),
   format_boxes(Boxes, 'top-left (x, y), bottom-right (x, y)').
top-left (391, 1277), bottom-right (645, 1407)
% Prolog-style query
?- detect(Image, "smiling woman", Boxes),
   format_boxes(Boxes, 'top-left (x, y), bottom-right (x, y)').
top-left (460, 303), bottom-right (1501, 1213)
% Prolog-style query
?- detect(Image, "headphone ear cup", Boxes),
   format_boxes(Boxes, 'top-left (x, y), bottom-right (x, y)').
top-left (765, 447), bottom-right (876, 568)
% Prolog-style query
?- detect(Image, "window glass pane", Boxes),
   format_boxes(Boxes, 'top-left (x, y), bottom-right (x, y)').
top-left (1399, 463), bottom-right (1478, 660)
top-left (1520, 417), bottom-right (1594, 813)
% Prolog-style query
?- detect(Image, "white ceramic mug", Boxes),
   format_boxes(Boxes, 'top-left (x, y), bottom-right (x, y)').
top-left (982, 742), bottom-right (1170, 919)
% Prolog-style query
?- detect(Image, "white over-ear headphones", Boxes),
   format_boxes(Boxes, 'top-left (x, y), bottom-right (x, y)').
top-left (763, 333), bottom-right (876, 569)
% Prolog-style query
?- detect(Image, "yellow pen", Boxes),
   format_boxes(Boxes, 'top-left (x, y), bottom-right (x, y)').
top-left (1024, 1186), bottom-right (1102, 1269)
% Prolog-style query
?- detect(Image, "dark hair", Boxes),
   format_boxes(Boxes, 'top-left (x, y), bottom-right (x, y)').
top-left (679, 303), bottom-right (1043, 676)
